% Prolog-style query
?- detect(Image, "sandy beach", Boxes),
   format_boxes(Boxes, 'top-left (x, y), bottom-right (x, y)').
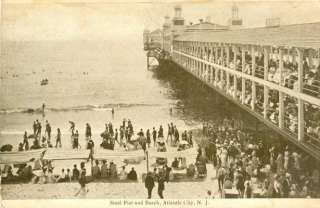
top-left (1, 164), bottom-right (218, 199)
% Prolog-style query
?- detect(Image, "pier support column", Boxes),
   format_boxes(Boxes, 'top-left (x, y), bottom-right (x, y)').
top-left (263, 47), bottom-right (270, 119)
top-left (220, 46), bottom-right (223, 83)
top-left (241, 46), bottom-right (246, 104)
top-left (220, 44), bottom-right (225, 89)
top-left (215, 66), bottom-right (218, 86)
top-left (215, 44), bottom-right (218, 64)
top-left (278, 47), bottom-right (285, 129)
top-left (279, 92), bottom-right (284, 129)
top-left (211, 66), bottom-right (215, 85)
top-left (279, 48), bottom-right (283, 86)
top-left (226, 45), bottom-right (230, 67)
top-left (234, 76), bottom-right (237, 99)
top-left (211, 44), bottom-right (215, 63)
top-left (251, 46), bottom-right (256, 110)
top-left (226, 45), bottom-right (230, 94)
top-left (297, 48), bottom-right (305, 142)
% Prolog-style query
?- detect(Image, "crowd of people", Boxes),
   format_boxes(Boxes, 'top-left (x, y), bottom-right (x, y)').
top-left (2, 110), bottom-right (320, 199)
top-left (14, 117), bottom-right (195, 154)
top-left (202, 118), bottom-right (320, 198)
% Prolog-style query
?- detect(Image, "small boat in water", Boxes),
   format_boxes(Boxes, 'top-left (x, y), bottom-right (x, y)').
top-left (40, 78), bottom-right (48, 86)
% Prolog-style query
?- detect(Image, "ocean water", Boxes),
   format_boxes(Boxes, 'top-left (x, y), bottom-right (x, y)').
top-left (0, 40), bottom-right (256, 150)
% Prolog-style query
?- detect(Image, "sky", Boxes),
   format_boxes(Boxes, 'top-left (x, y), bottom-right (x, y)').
top-left (2, 0), bottom-right (320, 41)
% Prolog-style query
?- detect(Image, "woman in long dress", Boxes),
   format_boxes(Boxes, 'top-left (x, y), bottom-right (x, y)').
top-left (276, 153), bottom-right (284, 175)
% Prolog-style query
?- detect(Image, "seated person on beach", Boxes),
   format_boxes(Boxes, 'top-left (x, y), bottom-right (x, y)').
top-left (109, 162), bottom-right (118, 178)
top-left (18, 143), bottom-right (24, 151)
top-left (47, 169), bottom-right (56, 183)
top-left (66, 169), bottom-right (71, 182)
top-left (127, 167), bottom-right (137, 181)
top-left (1, 144), bottom-right (13, 152)
top-left (224, 177), bottom-right (233, 189)
top-left (56, 169), bottom-right (66, 183)
top-left (158, 144), bottom-right (167, 152)
top-left (187, 164), bottom-right (196, 177)
top-left (196, 160), bottom-right (207, 176)
top-left (16, 164), bottom-right (25, 177)
top-left (2, 165), bottom-right (14, 182)
top-left (91, 160), bottom-right (101, 180)
top-left (20, 165), bottom-right (33, 182)
top-left (101, 139), bottom-right (114, 150)
top-left (72, 164), bottom-right (80, 181)
top-left (171, 158), bottom-right (180, 168)
top-left (38, 168), bottom-right (48, 184)
top-left (119, 166), bottom-right (127, 180)
top-left (100, 160), bottom-right (109, 178)
top-left (30, 139), bottom-right (41, 150)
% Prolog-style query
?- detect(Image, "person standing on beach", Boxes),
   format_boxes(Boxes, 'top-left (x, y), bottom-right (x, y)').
top-left (173, 126), bottom-right (179, 144)
top-left (146, 129), bottom-right (151, 148)
top-left (85, 123), bottom-right (92, 148)
top-left (108, 122), bottom-right (114, 137)
top-left (45, 120), bottom-right (51, 141)
top-left (36, 120), bottom-right (42, 138)
top-left (23, 131), bottom-right (29, 150)
top-left (158, 125), bottom-right (164, 138)
top-left (119, 126), bottom-right (124, 146)
top-left (125, 127), bottom-right (129, 142)
top-left (145, 172), bottom-right (155, 199)
top-left (188, 131), bottom-right (193, 147)
top-left (55, 128), bottom-right (62, 148)
top-left (75, 182), bottom-right (89, 198)
top-left (76, 163), bottom-right (88, 198)
top-left (158, 175), bottom-right (165, 199)
top-left (69, 121), bottom-right (75, 135)
top-left (166, 124), bottom-right (173, 143)
top-left (114, 128), bottom-right (119, 145)
top-left (87, 139), bottom-right (95, 164)
top-left (152, 127), bottom-right (157, 147)
top-left (72, 164), bottom-right (80, 181)
top-left (73, 130), bottom-right (79, 149)
top-left (33, 121), bottom-right (37, 137)
top-left (111, 108), bottom-right (115, 118)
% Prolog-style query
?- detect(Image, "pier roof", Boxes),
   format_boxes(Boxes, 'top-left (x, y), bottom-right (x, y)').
top-left (176, 22), bottom-right (320, 49)
top-left (185, 22), bottom-right (228, 32)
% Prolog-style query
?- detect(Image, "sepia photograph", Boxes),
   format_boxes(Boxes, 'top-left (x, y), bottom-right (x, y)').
top-left (1, 0), bottom-right (320, 206)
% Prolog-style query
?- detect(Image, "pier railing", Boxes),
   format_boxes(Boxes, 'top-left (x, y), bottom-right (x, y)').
top-left (170, 40), bottom-right (320, 159)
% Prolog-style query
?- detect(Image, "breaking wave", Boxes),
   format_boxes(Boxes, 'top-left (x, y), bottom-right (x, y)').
top-left (0, 103), bottom-right (160, 115)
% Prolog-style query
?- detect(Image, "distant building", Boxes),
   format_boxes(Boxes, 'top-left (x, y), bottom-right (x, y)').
top-left (170, 5), bottom-right (186, 52)
top-left (228, 4), bottom-right (243, 30)
top-left (184, 19), bottom-right (228, 33)
top-left (149, 29), bottom-right (163, 49)
top-left (143, 29), bottom-right (150, 50)
top-left (163, 15), bottom-right (172, 52)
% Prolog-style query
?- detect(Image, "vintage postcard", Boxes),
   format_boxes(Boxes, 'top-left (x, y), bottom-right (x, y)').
top-left (1, 0), bottom-right (320, 207)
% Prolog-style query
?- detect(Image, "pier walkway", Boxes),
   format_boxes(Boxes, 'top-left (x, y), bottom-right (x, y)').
top-left (144, 10), bottom-right (320, 160)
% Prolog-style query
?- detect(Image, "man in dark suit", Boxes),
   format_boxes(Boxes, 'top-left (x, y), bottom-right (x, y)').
top-left (145, 172), bottom-right (155, 199)
top-left (158, 176), bottom-right (165, 199)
